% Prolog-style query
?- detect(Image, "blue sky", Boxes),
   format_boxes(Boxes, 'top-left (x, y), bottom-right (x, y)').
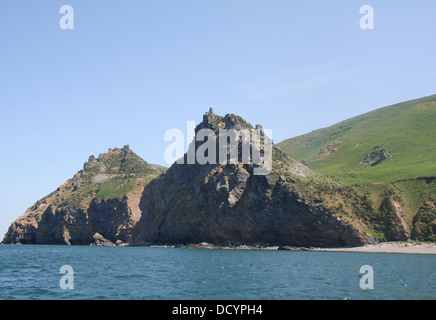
top-left (1, 1), bottom-right (435, 237)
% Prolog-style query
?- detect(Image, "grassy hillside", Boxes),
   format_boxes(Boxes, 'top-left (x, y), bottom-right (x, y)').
top-left (42, 145), bottom-right (163, 208)
top-left (277, 94), bottom-right (436, 184)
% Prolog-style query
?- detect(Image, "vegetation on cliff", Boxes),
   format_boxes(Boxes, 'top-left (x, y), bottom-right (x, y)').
top-left (2, 145), bottom-right (163, 245)
top-left (3, 95), bottom-right (436, 245)
top-left (277, 95), bottom-right (436, 242)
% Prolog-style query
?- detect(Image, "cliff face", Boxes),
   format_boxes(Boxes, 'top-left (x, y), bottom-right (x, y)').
top-left (3, 111), bottom-right (382, 247)
top-left (2, 146), bottom-right (161, 245)
top-left (131, 110), bottom-right (374, 247)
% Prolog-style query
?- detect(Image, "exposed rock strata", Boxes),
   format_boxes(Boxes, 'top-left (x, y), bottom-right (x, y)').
top-left (2, 146), bottom-right (158, 245)
top-left (5, 111), bottom-right (421, 247)
top-left (131, 110), bottom-right (372, 247)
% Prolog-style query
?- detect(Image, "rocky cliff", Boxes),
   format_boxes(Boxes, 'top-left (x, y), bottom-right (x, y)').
top-left (2, 145), bottom-right (163, 245)
top-left (131, 110), bottom-right (374, 247)
top-left (3, 111), bottom-right (382, 247)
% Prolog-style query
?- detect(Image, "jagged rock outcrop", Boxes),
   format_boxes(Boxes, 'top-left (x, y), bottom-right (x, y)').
top-left (3, 111), bottom-right (387, 247)
top-left (132, 110), bottom-right (374, 247)
top-left (2, 146), bottom-right (161, 245)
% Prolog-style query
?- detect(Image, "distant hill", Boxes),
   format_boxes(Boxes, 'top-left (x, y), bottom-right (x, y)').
top-left (277, 95), bottom-right (436, 241)
top-left (277, 94), bottom-right (436, 184)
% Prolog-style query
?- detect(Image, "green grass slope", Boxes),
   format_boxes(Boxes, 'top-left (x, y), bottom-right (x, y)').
top-left (277, 94), bottom-right (436, 184)
top-left (41, 145), bottom-right (163, 208)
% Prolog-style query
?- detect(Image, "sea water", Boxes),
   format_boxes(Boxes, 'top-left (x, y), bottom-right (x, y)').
top-left (0, 245), bottom-right (435, 300)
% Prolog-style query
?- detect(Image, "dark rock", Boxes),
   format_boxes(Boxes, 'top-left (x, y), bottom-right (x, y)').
top-left (131, 111), bottom-right (371, 248)
top-left (92, 233), bottom-right (116, 246)
top-left (362, 147), bottom-right (391, 167)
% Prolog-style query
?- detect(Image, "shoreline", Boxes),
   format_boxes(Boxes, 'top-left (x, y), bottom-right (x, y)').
top-left (146, 241), bottom-right (436, 255)
top-left (316, 242), bottom-right (436, 255)
top-left (3, 241), bottom-right (436, 254)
